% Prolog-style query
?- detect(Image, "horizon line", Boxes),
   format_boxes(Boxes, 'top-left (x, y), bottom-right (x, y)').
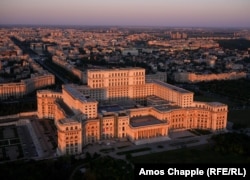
top-left (0, 23), bottom-right (250, 29)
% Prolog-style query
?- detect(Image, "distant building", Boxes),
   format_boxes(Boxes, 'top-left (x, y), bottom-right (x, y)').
top-left (0, 73), bottom-right (55, 100)
top-left (171, 32), bottom-right (188, 39)
top-left (37, 68), bottom-right (228, 156)
top-left (146, 72), bottom-right (167, 82)
top-left (121, 48), bottom-right (139, 56)
top-left (174, 71), bottom-right (247, 83)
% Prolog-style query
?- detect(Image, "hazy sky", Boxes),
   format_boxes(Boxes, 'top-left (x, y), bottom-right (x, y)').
top-left (0, 0), bottom-right (249, 27)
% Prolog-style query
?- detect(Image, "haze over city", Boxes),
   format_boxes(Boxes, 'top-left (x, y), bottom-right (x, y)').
top-left (1, 0), bottom-right (250, 27)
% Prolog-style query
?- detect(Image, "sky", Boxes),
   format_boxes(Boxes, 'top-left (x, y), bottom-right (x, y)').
top-left (0, 0), bottom-right (250, 27)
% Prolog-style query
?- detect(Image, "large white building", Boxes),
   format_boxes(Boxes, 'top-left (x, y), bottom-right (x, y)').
top-left (37, 68), bottom-right (228, 156)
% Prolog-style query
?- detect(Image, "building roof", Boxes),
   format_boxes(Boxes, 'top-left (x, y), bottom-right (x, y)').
top-left (207, 102), bottom-right (226, 106)
top-left (153, 80), bottom-right (192, 93)
top-left (98, 104), bottom-right (123, 113)
top-left (87, 67), bottom-right (144, 72)
top-left (153, 104), bottom-right (180, 112)
top-left (130, 115), bottom-right (167, 127)
top-left (59, 118), bottom-right (79, 125)
top-left (56, 99), bottom-right (75, 117)
top-left (63, 84), bottom-right (96, 103)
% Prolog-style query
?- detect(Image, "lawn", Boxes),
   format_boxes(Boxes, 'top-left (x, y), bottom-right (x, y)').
top-left (228, 109), bottom-right (250, 128)
top-left (117, 147), bottom-right (151, 155)
top-left (131, 145), bottom-right (250, 164)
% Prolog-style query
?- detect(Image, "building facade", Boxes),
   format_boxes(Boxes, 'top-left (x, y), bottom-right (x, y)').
top-left (0, 73), bottom-right (55, 100)
top-left (174, 71), bottom-right (247, 83)
top-left (37, 68), bottom-right (228, 155)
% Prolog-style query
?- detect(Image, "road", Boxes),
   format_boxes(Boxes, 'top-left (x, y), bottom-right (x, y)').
top-left (32, 56), bottom-right (68, 84)
top-left (10, 36), bottom-right (67, 84)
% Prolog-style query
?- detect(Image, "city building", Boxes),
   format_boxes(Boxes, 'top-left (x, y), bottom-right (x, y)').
top-left (174, 71), bottom-right (247, 83)
top-left (0, 72), bottom-right (55, 100)
top-left (37, 68), bottom-right (228, 156)
top-left (170, 32), bottom-right (188, 39)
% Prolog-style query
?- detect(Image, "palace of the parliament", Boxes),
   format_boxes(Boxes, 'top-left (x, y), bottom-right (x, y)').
top-left (36, 68), bottom-right (228, 155)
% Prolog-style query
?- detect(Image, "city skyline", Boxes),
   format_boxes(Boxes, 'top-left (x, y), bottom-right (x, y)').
top-left (0, 0), bottom-right (250, 28)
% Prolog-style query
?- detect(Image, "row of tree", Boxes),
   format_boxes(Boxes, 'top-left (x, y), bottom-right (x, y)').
top-left (211, 132), bottom-right (250, 157)
top-left (197, 79), bottom-right (250, 105)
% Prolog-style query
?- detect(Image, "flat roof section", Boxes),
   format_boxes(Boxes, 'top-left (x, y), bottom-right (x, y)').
top-left (59, 118), bottom-right (79, 125)
top-left (153, 104), bottom-right (180, 112)
top-left (63, 84), bottom-right (96, 103)
top-left (207, 102), bottom-right (226, 106)
top-left (87, 67), bottom-right (144, 72)
top-left (153, 80), bottom-right (192, 93)
top-left (98, 105), bottom-right (123, 113)
top-left (56, 100), bottom-right (75, 117)
top-left (130, 115), bottom-right (166, 127)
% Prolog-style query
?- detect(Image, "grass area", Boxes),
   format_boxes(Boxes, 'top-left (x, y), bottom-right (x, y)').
top-left (80, 156), bottom-right (134, 180)
top-left (0, 144), bottom-right (23, 161)
top-left (169, 140), bottom-right (199, 147)
top-left (228, 109), bottom-right (250, 128)
top-left (117, 147), bottom-right (151, 155)
top-left (132, 145), bottom-right (250, 164)
top-left (197, 79), bottom-right (250, 105)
